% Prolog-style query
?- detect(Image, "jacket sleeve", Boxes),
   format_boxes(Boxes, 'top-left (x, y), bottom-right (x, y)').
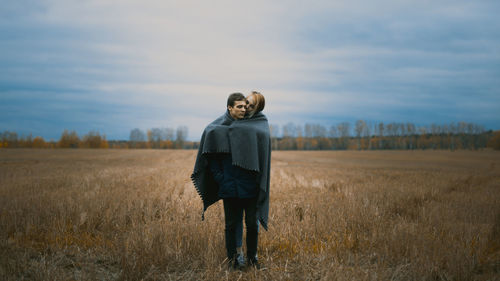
top-left (208, 155), bottom-right (224, 185)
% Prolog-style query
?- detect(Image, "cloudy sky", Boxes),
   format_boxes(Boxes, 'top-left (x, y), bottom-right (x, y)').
top-left (1, 0), bottom-right (499, 141)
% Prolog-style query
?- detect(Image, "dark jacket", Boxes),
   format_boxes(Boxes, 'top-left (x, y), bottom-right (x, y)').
top-left (209, 153), bottom-right (259, 199)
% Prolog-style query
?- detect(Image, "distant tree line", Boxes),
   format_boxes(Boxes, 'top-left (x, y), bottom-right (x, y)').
top-left (1, 121), bottom-right (499, 150)
top-left (126, 126), bottom-right (192, 149)
top-left (0, 126), bottom-right (197, 149)
top-left (269, 121), bottom-right (499, 151)
top-left (0, 130), bottom-right (110, 149)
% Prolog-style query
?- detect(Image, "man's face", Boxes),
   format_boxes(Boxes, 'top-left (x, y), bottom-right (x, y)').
top-left (228, 100), bottom-right (247, 119)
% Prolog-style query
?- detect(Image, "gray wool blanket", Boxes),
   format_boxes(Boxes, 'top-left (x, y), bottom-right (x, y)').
top-left (191, 111), bottom-right (271, 230)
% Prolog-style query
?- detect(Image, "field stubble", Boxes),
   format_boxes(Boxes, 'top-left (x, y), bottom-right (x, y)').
top-left (0, 149), bottom-right (499, 280)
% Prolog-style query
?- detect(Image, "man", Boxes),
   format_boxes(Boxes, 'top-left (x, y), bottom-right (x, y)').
top-left (191, 92), bottom-right (271, 270)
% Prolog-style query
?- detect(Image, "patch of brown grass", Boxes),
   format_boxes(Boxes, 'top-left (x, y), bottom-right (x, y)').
top-left (1, 149), bottom-right (499, 280)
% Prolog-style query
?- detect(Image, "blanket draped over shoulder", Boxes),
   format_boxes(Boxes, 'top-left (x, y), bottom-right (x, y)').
top-left (191, 111), bottom-right (271, 230)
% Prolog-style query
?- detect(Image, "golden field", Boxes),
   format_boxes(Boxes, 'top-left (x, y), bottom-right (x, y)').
top-left (1, 149), bottom-right (499, 280)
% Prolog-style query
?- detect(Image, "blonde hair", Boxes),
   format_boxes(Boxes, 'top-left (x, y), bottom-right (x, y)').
top-left (246, 91), bottom-right (265, 117)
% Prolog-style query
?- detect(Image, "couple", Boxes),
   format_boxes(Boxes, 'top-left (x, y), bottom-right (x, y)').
top-left (191, 92), bottom-right (271, 270)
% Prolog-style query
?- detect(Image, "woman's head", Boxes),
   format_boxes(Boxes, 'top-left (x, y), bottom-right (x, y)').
top-left (246, 91), bottom-right (265, 117)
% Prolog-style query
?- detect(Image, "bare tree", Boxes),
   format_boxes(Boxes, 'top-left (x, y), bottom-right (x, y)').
top-left (162, 127), bottom-right (175, 141)
top-left (406, 123), bottom-right (416, 149)
top-left (281, 122), bottom-right (297, 150)
top-left (312, 124), bottom-right (327, 138)
top-left (377, 122), bottom-right (385, 149)
top-left (282, 122), bottom-right (297, 138)
top-left (175, 126), bottom-right (188, 149)
top-left (304, 124), bottom-right (313, 138)
top-left (296, 124), bottom-right (304, 150)
top-left (130, 128), bottom-right (146, 148)
top-left (269, 124), bottom-right (280, 150)
top-left (149, 128), bottom-right (163, 149)
top-left (328, 125), bottom-right (337, 138)
top-left (337, 122), bottom-right (350, 150)
top-left (355, 120), bottom-right (367, 150)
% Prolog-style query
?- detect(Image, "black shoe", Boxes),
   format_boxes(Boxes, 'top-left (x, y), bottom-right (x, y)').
top-left (233, 254), bottom-right (246, 270)
top-left (248, 256), bottom-right (260, 269)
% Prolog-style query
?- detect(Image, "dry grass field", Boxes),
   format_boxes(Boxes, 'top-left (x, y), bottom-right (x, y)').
top-left (1, 149), bottom-right (499, 280)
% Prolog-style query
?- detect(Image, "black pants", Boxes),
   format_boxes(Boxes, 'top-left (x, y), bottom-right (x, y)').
top-left (223, 197), bottom-right (259, 260)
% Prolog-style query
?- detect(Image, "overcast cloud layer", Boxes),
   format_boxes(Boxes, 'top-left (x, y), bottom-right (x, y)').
top-left (1, 0), bottom-right (499, 140)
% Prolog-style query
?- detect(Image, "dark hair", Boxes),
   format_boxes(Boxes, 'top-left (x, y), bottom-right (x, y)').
top-left (227, 92), bottom-right (246, 107)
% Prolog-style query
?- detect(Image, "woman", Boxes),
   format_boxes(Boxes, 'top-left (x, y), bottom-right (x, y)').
top-left (246, 91), bottom-right (265, 118)
top-left (233, 91), bottom-right (266, 267)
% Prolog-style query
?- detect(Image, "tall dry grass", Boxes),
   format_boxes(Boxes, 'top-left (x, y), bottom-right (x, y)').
top-left (0, 149), bottom-right (499, 280)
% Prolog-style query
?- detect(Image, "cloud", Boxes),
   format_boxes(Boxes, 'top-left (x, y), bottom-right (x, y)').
top-left (1, 0), bottom-right (499, 140)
